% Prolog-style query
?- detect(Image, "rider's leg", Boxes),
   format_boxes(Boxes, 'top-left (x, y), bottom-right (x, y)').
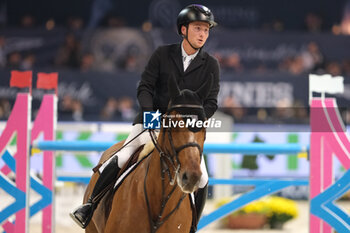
top-left (98, 124), bottom-right (148, 172)
top-left (190, 158), bottom-right (209, 233)
top-left (70, 124), bottom-right (150, 228)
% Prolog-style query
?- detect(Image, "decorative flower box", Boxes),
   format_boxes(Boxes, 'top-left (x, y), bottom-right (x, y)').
top-left (226, 213), bottom-right (267, 229)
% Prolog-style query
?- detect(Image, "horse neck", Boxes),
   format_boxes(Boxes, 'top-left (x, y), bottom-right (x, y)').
top-left (146, 144), bottom-right (179, 194)
top-left (144, 133), bottom-right (184, 215)
top-left (148, 128), bottom-right (175, 183)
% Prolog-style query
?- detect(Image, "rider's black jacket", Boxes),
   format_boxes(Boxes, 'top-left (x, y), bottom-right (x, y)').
top-left (133, 43), bottom-right (220, 124)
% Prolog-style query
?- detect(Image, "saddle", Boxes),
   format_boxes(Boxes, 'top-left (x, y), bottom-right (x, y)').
top-left (118, 144), bottom-right (146, 178)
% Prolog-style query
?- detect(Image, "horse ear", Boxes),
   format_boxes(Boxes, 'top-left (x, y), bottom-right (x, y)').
top-left (168, 74), bottom-right (181, 99)
top-left (196, 74), bottom-right (213, 99)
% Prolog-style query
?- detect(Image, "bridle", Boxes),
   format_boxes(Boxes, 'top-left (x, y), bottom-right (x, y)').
top-left (143, 104), bottom-right (204, 233)
top-left (150, 104), bottom-right (204, 184)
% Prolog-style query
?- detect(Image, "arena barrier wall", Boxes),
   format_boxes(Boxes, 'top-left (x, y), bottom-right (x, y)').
top-left (1, 72), bottom-right (349, 233)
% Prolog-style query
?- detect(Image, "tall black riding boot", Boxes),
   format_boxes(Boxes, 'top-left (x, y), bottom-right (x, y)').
top-left (190, 183), bottom-right (208, 233)
top-left (70, 156), bottom-right (121, 229)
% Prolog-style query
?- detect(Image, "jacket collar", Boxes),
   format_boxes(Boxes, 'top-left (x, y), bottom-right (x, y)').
top-left (171, 43), bottom-right (206, 74)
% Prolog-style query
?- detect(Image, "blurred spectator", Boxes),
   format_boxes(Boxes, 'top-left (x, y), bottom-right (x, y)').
top-left (118, 45), bottom-right (142, 72)
top-left (71, 99), bottom-right (84, 121)
top-left (301, 41), bottom-right (324, 72)
top-left (213, 52), bottom-right (245, 72)
top-left (278, 42), bottom-right (325, 75)
top-left (304, 13), bottom-right (323, 32)
top-left (20, 53), bottom-right (36, 70)
top-left (104, 15), bottom-right (126, 28)
top-left (325, 61), bottom-right (342, 76)
top-left (341, 0), bottom-right (350, 34)
top-left (59, 95), bottom-right (74, 117)
top-left (118, 96), bottom-right (135, 121)
top-left (0, 98), bottom-right (10, 120)
top-left (288, 56), bottom-right (305, 75)
top-left (225, 53), bottom-right (244, 72)
top-left (272, 98), bottom-right (294, 122)
top-left (0, 36), bottom-right (6, 68)
top-left (342, 59), bottom-right (350, 75)
top-left (262, 19), bottom-right (284, 32)
top-left (58, 95), bottom-right (84, 121)
top-left (272, 20), bottom-right (284, 32)
top-left (67, 16), bottom-right (84, 31)
top-left (346, 109), bottom-right (350, 125)
top-left (7, 51), bottom-right (22, 69)
top-left (108, 16), bottom-right (126, 27)
top-left (292, 100), bottom-right (308, 123)
top-left (221, 96), bottom-right (246, 122)
top-left (123, 55), bottom-right (138, 72)
top-left (256, 108), bottom-right (268, 122)
top-left (255, 63), bottom-right (268, 74)
top-left (55, 33), bottom-right (81, 68)
top-left (100, 97), bottom-right (120, 120)
top-left (279, 57), bottom-right (293, 72)
top-left (45, 19), bottom-right (56, 31)
top-left (80, 53), bottom-right (95, 72)
top-left (213, 52), bottom-right (224, 67)
top-left (21, 14), bottom-right (36, 28)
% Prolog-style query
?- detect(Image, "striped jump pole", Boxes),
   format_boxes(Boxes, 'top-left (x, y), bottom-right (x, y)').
top-left (0, 71), bottom-right (58, 233)
top-left (0, 71), bottom-right (32, 233)
top-left (34, 141), bottom-right (308, 155)
top-left (309, 74), bottom-right (350, 233)
top-left (29, 73), bottom-right (58, 233)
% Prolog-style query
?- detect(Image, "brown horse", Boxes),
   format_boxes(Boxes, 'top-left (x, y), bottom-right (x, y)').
top-left (83, 76), bottom-right (212, 233)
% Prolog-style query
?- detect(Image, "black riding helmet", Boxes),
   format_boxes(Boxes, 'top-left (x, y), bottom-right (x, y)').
top-left (177, 4), bottom-right (217, 35)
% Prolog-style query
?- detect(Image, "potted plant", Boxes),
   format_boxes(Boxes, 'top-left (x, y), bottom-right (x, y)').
top-left (216, 198), bottom-right (268, 229)
top-left (216, 196), bottom-right (298, 229)
top-left (265, 196), bottom-right (299, 229)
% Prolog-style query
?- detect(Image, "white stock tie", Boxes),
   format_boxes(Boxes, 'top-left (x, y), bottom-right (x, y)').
top-left (183, 56), bottom-right (192, 71)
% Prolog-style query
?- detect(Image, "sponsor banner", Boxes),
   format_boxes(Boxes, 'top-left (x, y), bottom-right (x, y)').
top-left (219, 72), bottom-right (350, 108)
top-left (0, 69), bottom-right (140, 120)
top-left (0, 70), bottom-right (349, 121)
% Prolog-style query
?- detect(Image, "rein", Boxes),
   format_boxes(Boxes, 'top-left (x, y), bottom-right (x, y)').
top-left (143, 104), bottom-right (203, 232)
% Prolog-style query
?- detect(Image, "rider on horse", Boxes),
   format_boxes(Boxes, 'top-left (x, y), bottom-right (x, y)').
top-left (70, 4), bottom-right (220, 232)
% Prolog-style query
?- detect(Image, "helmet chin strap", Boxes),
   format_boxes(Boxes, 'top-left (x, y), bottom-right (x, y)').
top-left (184, 25), bottom-right (201, 51)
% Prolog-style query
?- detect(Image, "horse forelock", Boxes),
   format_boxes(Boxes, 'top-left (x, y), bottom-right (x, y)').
top-left (166, 89), bottom-right (206, 133)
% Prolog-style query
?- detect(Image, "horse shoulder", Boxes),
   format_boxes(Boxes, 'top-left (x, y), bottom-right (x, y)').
top-left (105, 159), bottom-right (151, 232)
top-left (160, 195), bottom-right (192, 233)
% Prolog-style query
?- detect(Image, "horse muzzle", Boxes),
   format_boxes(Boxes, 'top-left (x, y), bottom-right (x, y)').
top-left (177, 170), bottom-right (201, 193)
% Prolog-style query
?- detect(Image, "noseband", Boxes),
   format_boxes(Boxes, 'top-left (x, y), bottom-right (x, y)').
top-left (144, 104), bottom-right (204, 232)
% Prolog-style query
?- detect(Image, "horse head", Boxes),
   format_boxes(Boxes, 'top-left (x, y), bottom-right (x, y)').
top-left (157, 74), bottom-right (213, 193)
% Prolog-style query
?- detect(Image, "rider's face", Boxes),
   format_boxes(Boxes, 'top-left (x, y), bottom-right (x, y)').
top-left (182, 21), bottom-right (210, 49)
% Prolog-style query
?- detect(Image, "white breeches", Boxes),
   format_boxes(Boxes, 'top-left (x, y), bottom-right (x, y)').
top-left (100, 124), bottom-right (208, 189)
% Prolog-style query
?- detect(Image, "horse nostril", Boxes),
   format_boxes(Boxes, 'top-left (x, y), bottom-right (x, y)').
top-left (182, 173), bottom-right (188, 184)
